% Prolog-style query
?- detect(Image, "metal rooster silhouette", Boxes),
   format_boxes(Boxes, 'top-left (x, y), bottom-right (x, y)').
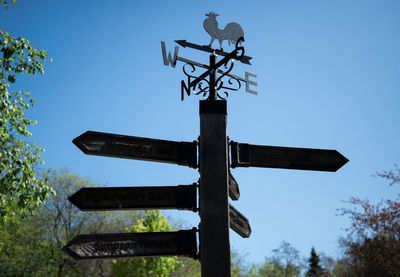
top-left (203, 12), bottom-right (244, 50)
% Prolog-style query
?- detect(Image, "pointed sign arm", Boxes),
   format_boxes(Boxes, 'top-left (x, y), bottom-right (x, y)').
top-left (230, 141), bottom-right (349, 172)
top-left (73, 131), bottom-right (198, 168)
top-left (68, 184), bottom-right (197, 212)
top-left (63, 229), bottom-right (198, 260)
top-left (229, 204), bottom-right (251, 238)
top-left (228, 172), bottom-right (240, 200)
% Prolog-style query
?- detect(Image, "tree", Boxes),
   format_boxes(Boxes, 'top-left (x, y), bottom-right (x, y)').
top-left (0, 0), bottom-right (15, 9)
top-left (248, 241), bottom-right (301, 277)
top-left (113, 210), bottom-right (182, 277)
top-left (338, 165), bottom-right (400, 276)
top-left (0, 1), bottom-right (53, 223)
top-left (0, 206), bottom-right (52, 276)
top-left (170, 248), bottom-right (248, 277)
top-left (305, 247), bottom-right (324, 277)
top-left (271, 240), bottom-right (302, 277)
top-left (0, 168), bottom-right (142, 276)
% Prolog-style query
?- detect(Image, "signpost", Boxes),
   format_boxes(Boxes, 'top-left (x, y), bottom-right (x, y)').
top-left (229, 204), bottom-right (251, 238)
top-left (68, 184), bottom-right (197, 211)
top-left (65, 12), bottom-right (349, 277)
top-left (229, 172), bottom-right (240, 201)
top-left (231, 142), bottom-right (349, 172)
top-left (73, 131), bottom-right (197, 168)
top-left (63, 229), bottom-right (197, 260)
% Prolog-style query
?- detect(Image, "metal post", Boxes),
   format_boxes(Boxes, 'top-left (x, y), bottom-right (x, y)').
top-left (199, 100), bottom-right (231, 277)
top-left (208, 52), bottom-right (217, 100)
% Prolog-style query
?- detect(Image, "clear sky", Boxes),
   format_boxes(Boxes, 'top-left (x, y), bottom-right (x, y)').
top-left (2, 0), bottom-right (400, 265)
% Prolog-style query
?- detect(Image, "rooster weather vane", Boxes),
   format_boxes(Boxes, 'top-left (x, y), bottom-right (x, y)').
top-left (161, 12), bottom-right (258, 101)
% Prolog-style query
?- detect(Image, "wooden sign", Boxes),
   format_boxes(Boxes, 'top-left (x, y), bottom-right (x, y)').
top-left (229, 204), bottom-right (251, 238)
top-left (68, 184), bottom-right (197, 211)
top-left (63, 229), bottom-right (198, 260)
top-left (73, 131), bottom-right (197, 168)
top-left (231, 142), bottom-right (348, 172)
top-left (229, 172), bottom-right (240, 201)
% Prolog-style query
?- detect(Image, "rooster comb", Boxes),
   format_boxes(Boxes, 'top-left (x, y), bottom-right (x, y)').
top-left (205, 11), bottom-right (219, 17)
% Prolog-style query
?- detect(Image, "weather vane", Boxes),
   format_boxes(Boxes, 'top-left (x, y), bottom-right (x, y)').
top-left (161, 12), bottom-right (258, 101)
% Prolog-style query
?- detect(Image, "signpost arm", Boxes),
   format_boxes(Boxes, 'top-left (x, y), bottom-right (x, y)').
top-left (199, 100), bottom-right (231, 277)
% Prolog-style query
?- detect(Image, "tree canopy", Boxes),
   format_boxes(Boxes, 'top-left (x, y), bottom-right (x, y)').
top-left (113, 210), bottom-right (183, 277)
top-left (337, 165), bottom-right (400, 276)
top-left (0, 2), bottom-right (53, 223)
top-left (0, 168), bottom-right (142, 276)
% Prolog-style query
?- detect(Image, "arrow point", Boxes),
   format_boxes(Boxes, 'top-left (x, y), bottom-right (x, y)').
top-left (68, 190), bottom-right (83, 210)
top-left (73, 131), bottom-right (92, 154)
top-left (335, 151), bottom-right (349, 172)
top-left (62, 240), bottom-right (80, 260)
top-left (175, 40), bottom-right (187, 47)
top-left (241, 56), bottom-right (252, 65)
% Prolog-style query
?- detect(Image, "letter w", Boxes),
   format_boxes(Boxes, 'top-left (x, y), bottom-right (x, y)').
top-left (161, 41), bottom-right (179, 68)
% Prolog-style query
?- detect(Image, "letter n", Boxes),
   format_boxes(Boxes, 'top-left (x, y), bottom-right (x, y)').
top-left (181, 79), bottom-right (191, 101)
top-left (161, 41), bottom-right (179, 68)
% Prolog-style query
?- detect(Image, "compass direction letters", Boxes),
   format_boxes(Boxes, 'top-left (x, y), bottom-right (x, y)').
top-left (161, 41), bottom-right (179, 68)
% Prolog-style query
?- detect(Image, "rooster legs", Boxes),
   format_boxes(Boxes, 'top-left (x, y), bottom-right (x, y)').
top-left (207, 37), bottom-right (215, 48)
top-left (218, 39), bottom-right (224, 51)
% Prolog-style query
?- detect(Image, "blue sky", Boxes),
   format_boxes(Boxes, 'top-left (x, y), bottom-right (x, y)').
top-left (2, 0), bottom-right (400, 264)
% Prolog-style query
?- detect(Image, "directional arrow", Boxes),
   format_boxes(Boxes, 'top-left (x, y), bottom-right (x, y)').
top-left (229, 204), bottom-right (251, 238)
top-left (69, 184), bottom-right (197, 211)
top-left (175, 40), bottom-right (252, 65)
top-left (177, 56), bottom-right (246, 82)
top-left (63, 229), bottom-right (198, 260)
top-left (73, 131), bottom-right (197, 168)
top-left (230, 142), bottom-right (349, 172)
top-left (228, 172), bottom-right (240, 201)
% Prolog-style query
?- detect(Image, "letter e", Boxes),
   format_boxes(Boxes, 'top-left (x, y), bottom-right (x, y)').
top-left (245, 72), bottom-right (258, 95)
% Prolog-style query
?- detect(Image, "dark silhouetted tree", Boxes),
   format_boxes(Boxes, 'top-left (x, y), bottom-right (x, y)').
top-left (306, 247), bottom-right (324, 277)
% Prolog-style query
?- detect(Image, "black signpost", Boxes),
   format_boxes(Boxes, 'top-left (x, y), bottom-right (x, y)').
top-left (229, 172), bottom-right (240, 201)
top-left (73, 131), bottom-right (197, 168)
top-left (68, 184), bottom-right (197, 211)
top-left (229, 204), bottom-right (252, 238)
top-left (64, 13), bottom-right (349, 277)
top-left (63, 229), bottom-right (197, 260)
top-left (230, 142), bottom-right (349, 172)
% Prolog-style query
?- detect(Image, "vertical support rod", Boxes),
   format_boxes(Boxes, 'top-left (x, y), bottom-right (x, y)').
top-left (199, 100), bottom-right (231, 277)
top-left (208, 52), bottom-right (217, 100)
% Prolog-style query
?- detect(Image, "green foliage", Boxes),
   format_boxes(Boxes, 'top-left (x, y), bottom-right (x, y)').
top-left (170, 257), bottom-right (201, 277)
top-left (0, 168), bottom-right (142, 276)
top-left (248, 258), bottom-right (299, 277)
top-left (0, 23), bottom-right (53, 222)
top-left (0, 208), bottom-right (53, 276)
top-left (248, 241), bottom-right (301, 277)
top-left (171, 249), bottom-right (248, 277)
top-left (113, 210), bottom-right (182, 277)
top-left (0, 0), bottom-right (16, 9)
